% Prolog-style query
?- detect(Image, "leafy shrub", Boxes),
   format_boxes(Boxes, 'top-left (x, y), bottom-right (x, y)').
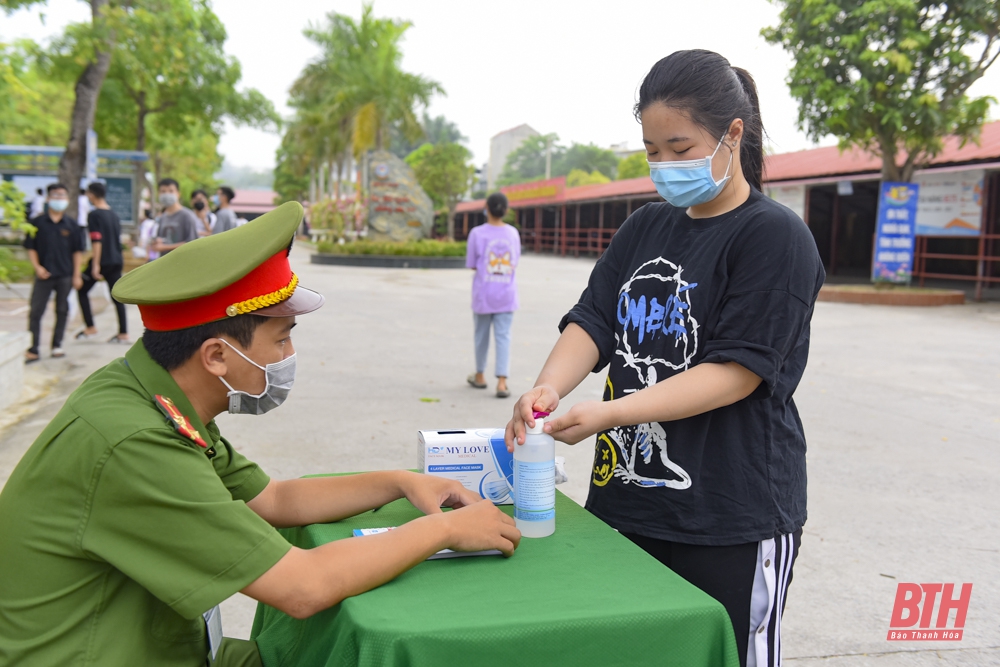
top-left (317, 239), bottom-right (466, 257)
top-left (308, 198), bottom-right (348, 237)
top-left (0, 247), bottom-right (34, 283)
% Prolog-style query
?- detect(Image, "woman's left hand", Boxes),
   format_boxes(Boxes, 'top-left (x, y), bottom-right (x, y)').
top-left (544, 400), bottom-right (616, 445)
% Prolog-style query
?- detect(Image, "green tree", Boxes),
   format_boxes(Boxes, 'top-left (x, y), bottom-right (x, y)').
top-left (497, 133), bottom-right (563, 186)
top-left (273, 131), bottom-right (312, 203)
top-left (278, 3), bottom-right (443, 204)
top-left (46, 0), bottom-right (278, 199)
top-left (405, 142), bottom-right (473, 239)
top-left (304, 3), bottom-right (442, 156)
top-left (498, 136), bottom-right (620, 185)
top-left (2, 0), bottom-right (117, 218)
top-left (0, 180), bottom-right (33, 283)
top-left (284, 44), bottom-right (354, 202)
top-left (763, 0), bottom-right (1000, 182)
top-left (147, 115), bottom-right (222, 201)
top-left (566, 169), bottom-right (611, 187)
top-left (617, 152), bottom-right (650, 180)
top-left (388, 112), bottom-right (466, 158)
top-left (557, 143), bottom-right (618, 179)
top-left (0, 39), bottom-right (72, 145)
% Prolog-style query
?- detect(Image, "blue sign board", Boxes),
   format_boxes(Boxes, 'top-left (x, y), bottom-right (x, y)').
top-left (104, 176), bottom-right (134, 224)
top-left (872, 181), bottom-right (919, 284)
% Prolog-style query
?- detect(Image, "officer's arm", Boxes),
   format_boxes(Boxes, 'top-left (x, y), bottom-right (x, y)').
top-left (247, 472), bottom-right (408, 527)
top-left (241, 500), bottom-right (518, 618)
top-left (247, 470), bottom-right (480, 528)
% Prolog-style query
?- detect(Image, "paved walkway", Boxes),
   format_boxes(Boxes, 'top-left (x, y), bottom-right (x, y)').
top-left (1, 245), bottom-right (997, 664)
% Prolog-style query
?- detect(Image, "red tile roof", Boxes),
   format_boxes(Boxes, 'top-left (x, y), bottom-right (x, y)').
top-left (455, 120), bottom-right (1000, 212)
top-left (456, 177), bottom-right (658, 213)
top-left (766, 119), bottom-right (1000, 182)
top-left (563, 177), bottom-right (658, 202)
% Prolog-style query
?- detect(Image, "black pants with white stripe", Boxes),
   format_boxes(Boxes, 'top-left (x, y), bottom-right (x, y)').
top-left (622, 530), bottom-right (801, 667)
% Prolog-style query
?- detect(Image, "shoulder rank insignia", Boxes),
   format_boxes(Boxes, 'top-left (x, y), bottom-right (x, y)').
top-left (154, 394), bottom-right (208, 448)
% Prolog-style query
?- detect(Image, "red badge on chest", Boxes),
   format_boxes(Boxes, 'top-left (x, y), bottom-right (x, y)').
top-left (154, 394), bottom-right (208, 447)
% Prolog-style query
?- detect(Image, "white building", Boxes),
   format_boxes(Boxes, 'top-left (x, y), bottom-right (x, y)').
top-left (487, 124), bottom-right (539, 191)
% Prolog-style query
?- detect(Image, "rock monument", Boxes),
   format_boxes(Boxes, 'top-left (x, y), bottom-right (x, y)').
top-left (366, 150), bottom-right (434, 242)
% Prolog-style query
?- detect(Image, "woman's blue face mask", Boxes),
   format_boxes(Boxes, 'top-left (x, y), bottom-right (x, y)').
top-left (647, 135), bottom-right (732, 208)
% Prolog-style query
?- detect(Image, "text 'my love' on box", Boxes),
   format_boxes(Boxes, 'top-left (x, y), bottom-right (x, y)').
top-left (417, 428), bottom-right (513, 505)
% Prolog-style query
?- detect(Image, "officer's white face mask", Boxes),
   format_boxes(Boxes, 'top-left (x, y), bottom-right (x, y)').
top-left (217, 338), bottom-right (296, 415)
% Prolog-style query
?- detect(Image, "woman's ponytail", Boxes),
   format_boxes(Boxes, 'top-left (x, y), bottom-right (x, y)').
top-left (635, 50), bottom-right (767, 192)
top-left (731, 67), bottom-right (764, 191)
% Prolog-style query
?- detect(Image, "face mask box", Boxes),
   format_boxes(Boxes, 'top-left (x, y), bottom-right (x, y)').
top-left (417, 429), bottom-right (513, 505)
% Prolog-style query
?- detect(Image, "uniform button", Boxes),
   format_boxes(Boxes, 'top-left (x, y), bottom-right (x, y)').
top-left (758, 626), bottom-right (766, 634)
top-left (765, 559), bottom-right (771, 567)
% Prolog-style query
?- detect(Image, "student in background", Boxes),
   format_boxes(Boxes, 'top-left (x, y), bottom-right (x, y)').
top-left (152, 179), bottom-right (199, 255)
top-left (191, 189), bottom-right (217, 237)
top-left (77, 188), bottom-right (90, 228)
top-left (465, 192), bottom-right (520, 398)
top-left (75, 181), bottom-right (128, 344)
top-left (212, 186), bottom-right (239, 234)
top-left (23, 183), bottom-right (83, 363)
top-left (137, 209), bottom-right (159, 261)
top-left (29, 188), bottom-right (46, 219)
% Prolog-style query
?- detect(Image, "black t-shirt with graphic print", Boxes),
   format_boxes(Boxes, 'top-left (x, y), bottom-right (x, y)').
top-left (560, 188), bottom-right (825, 546)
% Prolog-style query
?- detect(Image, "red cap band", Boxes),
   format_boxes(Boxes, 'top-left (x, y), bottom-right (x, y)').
top-left (139, 250), bottom-right (292, 331)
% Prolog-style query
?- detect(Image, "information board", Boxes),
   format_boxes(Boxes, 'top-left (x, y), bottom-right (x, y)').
top-left (103, 176), bottom-right (134, 225)
top-left (914, 169), bottom-right (983, 236)
top-left (872, 182), bottom-right (919, 284)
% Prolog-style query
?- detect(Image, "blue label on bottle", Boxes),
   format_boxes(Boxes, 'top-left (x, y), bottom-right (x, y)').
top-left (514, 460), bottom-right (555, 521)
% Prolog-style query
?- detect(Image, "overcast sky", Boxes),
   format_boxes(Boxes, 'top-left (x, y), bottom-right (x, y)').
top-left (5, 0), bottom-right (1000, 171)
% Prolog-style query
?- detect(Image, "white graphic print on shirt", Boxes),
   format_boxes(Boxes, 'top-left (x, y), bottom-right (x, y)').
top-left (599, 257), bottom-right (698, 490)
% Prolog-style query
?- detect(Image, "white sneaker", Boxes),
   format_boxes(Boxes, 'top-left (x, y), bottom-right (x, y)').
top-left (52, 347), bottom-right (65, 358)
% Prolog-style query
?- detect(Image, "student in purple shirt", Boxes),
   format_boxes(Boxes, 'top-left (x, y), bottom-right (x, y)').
top-left (465, 193), bottom-right (521, 398)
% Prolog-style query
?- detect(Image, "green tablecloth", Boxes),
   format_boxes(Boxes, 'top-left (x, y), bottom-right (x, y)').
top-left (250, 487), bottom-right (739, 667)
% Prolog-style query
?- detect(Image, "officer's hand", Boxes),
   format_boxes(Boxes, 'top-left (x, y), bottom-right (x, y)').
top-left (505, 384), bottom-right (560, 452)
top-left (400, 471), bottom-right (481, 515)
top-left (91, 266), bottom-right (103, 281)
top-left (35, 266), bottom-right (51, 280)
top-left (72, 274), bottom-right (83, 291)
top-left (435, 500), bottom-right (520, 557)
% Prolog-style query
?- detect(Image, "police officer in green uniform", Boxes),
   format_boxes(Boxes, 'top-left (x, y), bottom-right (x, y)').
top-left (0, 202), bottom-right (520, 666)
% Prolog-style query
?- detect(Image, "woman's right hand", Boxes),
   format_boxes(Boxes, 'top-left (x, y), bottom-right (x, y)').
top-left (505, 384), bottom-right (561, 451)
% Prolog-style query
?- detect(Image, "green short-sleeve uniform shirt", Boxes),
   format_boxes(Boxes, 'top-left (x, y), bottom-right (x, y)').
top-left (0, 342), bottom-right (292, 666)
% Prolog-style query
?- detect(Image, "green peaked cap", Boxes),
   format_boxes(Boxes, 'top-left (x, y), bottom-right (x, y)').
top-left (114, 201), bottom-right (304, 305)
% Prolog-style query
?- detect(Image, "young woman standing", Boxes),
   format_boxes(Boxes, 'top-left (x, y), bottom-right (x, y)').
top-left (467, 192), bottom-right (521, 398)
top-left (506, 50), bottom-right (824, 667)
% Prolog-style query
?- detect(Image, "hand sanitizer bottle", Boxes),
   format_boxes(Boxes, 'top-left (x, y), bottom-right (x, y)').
top-left (514, 411), bottom-right (555, 537)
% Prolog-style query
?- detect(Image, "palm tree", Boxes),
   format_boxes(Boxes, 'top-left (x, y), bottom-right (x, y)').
top-left (293, 3), bottom-right (443, 159)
